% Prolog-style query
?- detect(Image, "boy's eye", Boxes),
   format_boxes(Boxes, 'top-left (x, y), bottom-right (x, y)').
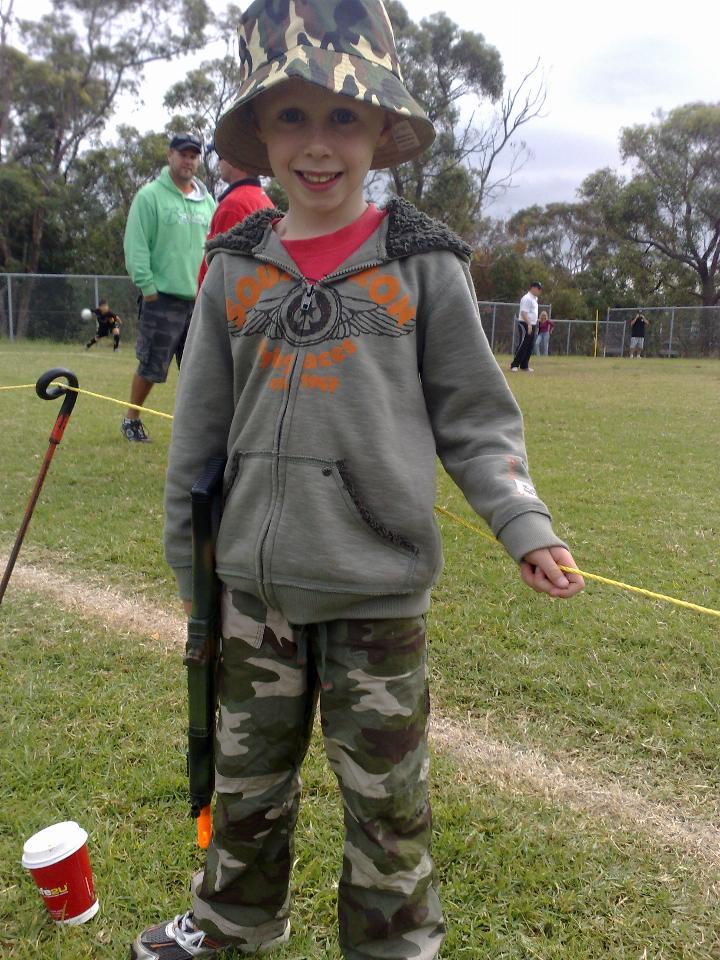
top-left (332, 108), bottom-right (357, 125)
top-left (278, 107), bottom-right (303, 123)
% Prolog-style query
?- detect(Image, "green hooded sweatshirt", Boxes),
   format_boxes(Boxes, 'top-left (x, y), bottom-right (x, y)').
top-left (123, 166), bottom-right (216, 300)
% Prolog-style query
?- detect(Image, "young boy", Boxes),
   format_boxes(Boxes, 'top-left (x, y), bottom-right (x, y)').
top-left (132, 2), bottom-right (584, 957)
top-left (84, 299), bottom-right (122, 350)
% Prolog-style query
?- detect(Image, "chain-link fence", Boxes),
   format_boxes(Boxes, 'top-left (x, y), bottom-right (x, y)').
top-left (477, 301), bottom-right (552, 355)
top-left (0, 274), bottom-right (140, 343)
top-left (550, 318), bottom-right (625, 357)
top-left (607, 306), bottom-right (720, 358)
top-left (3, 275), bottom-right (718, 360)
top-left (476, 302), bottom-right (627, 357)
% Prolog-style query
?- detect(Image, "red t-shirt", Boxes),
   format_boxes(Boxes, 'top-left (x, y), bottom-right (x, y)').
top-left (197, 179), bottom-right (274, 287)
top-left (280, 204), bottom-right (387, 281)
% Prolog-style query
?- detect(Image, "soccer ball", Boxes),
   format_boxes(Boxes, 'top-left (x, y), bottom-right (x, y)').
top-left (81, 308), bottom-right (92, 321)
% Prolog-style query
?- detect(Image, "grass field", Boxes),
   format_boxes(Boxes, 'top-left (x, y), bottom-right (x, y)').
top-left (1, 341), bottom-right (719, 958)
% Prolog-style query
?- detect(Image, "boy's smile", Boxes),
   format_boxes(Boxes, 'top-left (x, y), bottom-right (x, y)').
top-left (299, 172), bottom-right (341, 187)
top-left (253, 78), bottom-right (390, 240)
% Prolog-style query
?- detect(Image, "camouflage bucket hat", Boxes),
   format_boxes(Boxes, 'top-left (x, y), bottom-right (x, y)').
top-left (214, 0), bottom-right (435, 176)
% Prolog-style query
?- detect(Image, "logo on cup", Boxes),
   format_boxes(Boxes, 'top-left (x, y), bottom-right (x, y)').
top-left (38, 884), bottom-right (69, 897)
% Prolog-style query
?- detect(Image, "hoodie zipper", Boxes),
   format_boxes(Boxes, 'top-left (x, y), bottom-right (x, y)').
top-left (246, 254), bottom-right (383, 607)
top-left (300, 281), bottom-right (315, 313)
top-left (256, 348), bottom-right (300, 609)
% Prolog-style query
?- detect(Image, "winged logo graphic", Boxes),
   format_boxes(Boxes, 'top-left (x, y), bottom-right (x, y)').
top-left (228, 282), bottom-right (415, 347)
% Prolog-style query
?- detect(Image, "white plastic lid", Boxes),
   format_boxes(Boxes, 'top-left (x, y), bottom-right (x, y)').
top-left (21, 821), bottom-right (88, 869)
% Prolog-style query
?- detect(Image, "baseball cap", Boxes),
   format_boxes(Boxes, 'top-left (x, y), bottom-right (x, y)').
top-left (213, 0), bottom-right (435, 176)
top-left (169, 132), bottom-right (202, 153)
top-left (530, 280), bottom-right (543, 289)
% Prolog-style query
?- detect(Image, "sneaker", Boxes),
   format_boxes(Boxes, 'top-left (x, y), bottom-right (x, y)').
top-left (130, 911), bottom-right (290, 959)
top-left (121, 418), bottom-right (151, 442)
top-left (509, 366), bottom-right (519, 373)
top-left (521, 367), bottom-right (534, 373)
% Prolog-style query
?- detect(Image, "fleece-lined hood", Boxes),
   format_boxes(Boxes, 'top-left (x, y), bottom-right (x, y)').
top-left (206, 196), bottom-right (472, 265)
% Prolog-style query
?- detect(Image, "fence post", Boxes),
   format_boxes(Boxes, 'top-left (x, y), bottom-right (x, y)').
top-left (668, 307), bottom-right (675, 357)
top-left (7, 275), bottom-right (14, 341)
top-left (566, 319), bottom-right (572, 356)
top-left (491, 303), bottom-right (496, 351)
top-left (604, 308), bottom-right (610, 357)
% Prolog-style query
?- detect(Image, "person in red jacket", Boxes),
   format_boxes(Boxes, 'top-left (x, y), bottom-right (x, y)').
top-left (197, 153), bottom-right (274, 287)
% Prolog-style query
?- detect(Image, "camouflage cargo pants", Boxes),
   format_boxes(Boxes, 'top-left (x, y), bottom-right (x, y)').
top-left (191, 588), bottom-right (445, 960)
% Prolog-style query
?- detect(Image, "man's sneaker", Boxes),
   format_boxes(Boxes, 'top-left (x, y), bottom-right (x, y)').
top-left (129, 911), bottom-right (290, 958)
top-left (121, 418), bottom-right (151, 442)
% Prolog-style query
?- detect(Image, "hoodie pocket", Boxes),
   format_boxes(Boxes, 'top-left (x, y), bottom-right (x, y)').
top-left (267, 457), bottom-right (419, 594)
top-left (215, 452), bottom-right (274, 579)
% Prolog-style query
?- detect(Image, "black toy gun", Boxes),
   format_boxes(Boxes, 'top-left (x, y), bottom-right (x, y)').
top-left (185, 457), bottom-right (226, 848)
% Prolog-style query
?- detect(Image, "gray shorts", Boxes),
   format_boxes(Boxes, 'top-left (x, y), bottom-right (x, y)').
top-left (630, 336), bottom-right (644, 350)
top-left (135, 293), bottom-right (195, 383)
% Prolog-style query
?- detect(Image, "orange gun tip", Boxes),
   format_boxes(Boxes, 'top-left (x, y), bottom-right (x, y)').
top-left (197, 806), bottom-right (212, 849)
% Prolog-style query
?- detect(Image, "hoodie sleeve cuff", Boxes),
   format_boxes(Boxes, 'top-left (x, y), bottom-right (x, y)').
top-left (174, 566), bottom-right (193, 602)
top-left (496, 511), bottom-right (568, 564)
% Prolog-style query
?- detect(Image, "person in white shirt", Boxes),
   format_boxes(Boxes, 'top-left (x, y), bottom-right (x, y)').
top-left (510, 280), bottom-right (543, 372)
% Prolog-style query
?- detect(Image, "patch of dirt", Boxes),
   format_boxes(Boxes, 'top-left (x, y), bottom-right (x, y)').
top-left (431, 715), bottom-right (720, 871)
top-left (6, 560), bottom-right (184, 653)
top-left (6, 559), bottom-right (720, 871)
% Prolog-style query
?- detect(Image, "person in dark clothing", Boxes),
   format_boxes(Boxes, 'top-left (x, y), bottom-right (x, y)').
top-left (510, 281), bottom-right (543, 372)
top-left (628, 311), bottom-right (649, 357)
top-left (85, 300), bottom-right (122, 350)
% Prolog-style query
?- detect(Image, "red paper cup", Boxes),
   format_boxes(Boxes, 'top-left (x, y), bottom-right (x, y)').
top-left (21, 821), bottom-right (99, 925)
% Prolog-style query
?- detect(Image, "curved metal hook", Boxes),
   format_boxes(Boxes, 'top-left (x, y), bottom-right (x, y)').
top-left (35, 368), bottom-right (79, 420)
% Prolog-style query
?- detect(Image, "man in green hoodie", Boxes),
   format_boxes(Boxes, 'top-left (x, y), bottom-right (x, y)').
top-left (122, 132), bottom-right (216, 442)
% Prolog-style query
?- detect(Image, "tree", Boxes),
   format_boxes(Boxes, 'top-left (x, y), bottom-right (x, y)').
top-left (470, 59), bottom-right (546, 215)
top-left (0, 0), bottom-right (211, 334)
top-left (380, 2), bottom-right (500, 224)
top-left (378, 2), bottom-right (546, 238)
top-left (162, 5), bottom-right (244, 195)
top-left (507, 202), bottom-right (598, 276)
top-left (0, 163), bottom-right (42, 271)
top-left (64, 126), bottom-right (171, 274)
top-left (587, 103), bottom-right (720, 307)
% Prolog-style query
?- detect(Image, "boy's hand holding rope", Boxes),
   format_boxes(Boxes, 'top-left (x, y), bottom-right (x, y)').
top-left (521, 546), bottom-right (585, 598)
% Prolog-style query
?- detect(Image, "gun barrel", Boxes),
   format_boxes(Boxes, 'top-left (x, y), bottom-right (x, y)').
top-left (187, 457), bottom-right (226, 847)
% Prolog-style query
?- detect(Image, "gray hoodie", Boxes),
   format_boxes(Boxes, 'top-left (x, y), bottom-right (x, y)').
top-left (164, 198), bottom-right (565, 623)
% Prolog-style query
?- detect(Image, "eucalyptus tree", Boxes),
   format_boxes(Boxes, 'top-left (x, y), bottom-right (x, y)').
top-left (0, 0), bottom-right (211, 333)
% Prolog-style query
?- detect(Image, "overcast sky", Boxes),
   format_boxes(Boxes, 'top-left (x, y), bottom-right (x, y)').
top-left (116, 0), bottom-right (719, 218)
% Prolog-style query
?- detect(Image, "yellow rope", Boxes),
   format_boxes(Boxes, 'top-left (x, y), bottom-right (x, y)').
top-left (434, 505), bottom-right (720, 619)
top-left (4, 381), bottom-right (719, 619)
top-left (1, 381), bottom-right (173, 419)
top-left (62, 385), bottom-right (174, 420)
top-left (434, 504), bottom-right (498, 545)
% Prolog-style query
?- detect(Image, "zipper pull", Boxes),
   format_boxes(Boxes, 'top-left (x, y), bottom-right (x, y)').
top-left (300, 282), bottom-right (315, 313)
